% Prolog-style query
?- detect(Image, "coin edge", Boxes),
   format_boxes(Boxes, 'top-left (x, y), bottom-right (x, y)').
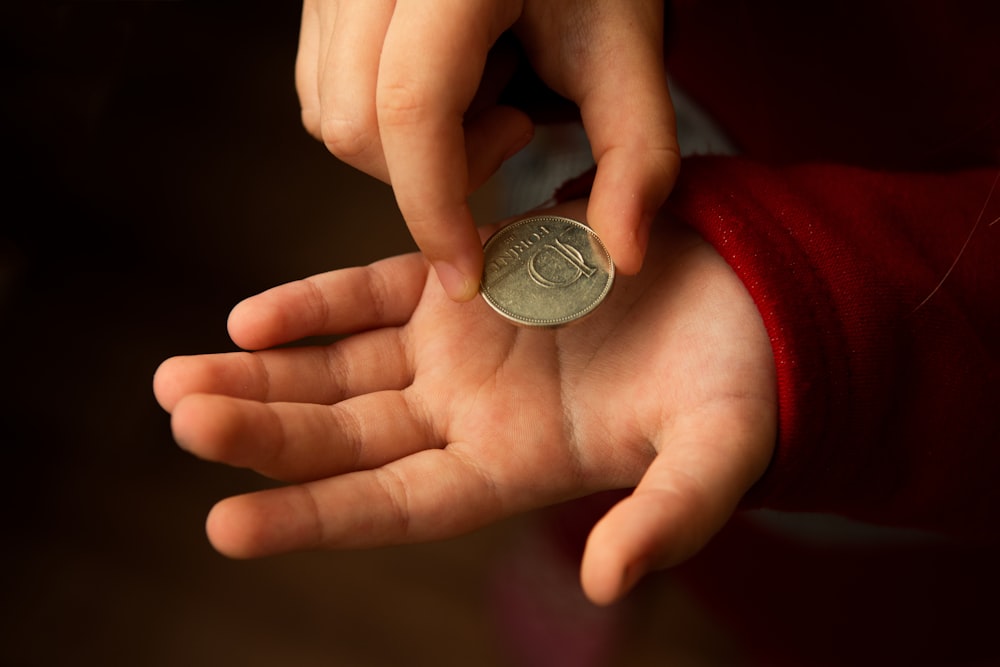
top-left (479, 215), bottom-right (616, 327)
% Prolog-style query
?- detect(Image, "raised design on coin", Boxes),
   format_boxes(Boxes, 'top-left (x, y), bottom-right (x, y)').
top-left (480, 215), bottom-right (615, 327)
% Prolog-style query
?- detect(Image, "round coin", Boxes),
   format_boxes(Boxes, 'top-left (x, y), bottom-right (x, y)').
top-left (480, 215), bottom-right (615, 327)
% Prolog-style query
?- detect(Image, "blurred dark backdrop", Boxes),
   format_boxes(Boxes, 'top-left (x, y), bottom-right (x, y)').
top-left (0, 4), bottom-right (730, 665)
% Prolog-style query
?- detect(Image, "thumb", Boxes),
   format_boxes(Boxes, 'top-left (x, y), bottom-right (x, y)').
top-left (573, 5), bottom-right (680, 275)
top-left (517, 0), bottom-right (680, 273)
top-left (580, 412), bottom-right (774, 606)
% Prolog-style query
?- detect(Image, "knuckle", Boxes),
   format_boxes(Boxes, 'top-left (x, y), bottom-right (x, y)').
top-left (650, 144), bottom-right (682, 179)
top-left (301, 276), bottom-right (332, 330)
top-left (319, 109), bottom-right (379, 161)
top-left (362, 264), bottom-right (390, 323)
top-left (374, 467), bottom-right (412, 537)
top-left (376, 80), bottom-right (432, 128)
top-left (300, 105), bottom-right (323, 142)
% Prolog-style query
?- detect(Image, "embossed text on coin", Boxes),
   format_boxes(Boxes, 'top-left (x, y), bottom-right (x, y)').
top-left (480, 215), bottom-right (615, 327)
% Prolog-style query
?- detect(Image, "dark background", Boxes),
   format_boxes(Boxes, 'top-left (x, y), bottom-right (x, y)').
top-left (0, 4), bottom-right (731, 666)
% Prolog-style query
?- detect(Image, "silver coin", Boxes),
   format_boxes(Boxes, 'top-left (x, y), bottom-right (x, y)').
top-left (480, 215), bottom-right (615, 327)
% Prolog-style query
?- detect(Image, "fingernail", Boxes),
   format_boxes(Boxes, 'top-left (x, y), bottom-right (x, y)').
top-left (433, 261), bottom-right (478, 302)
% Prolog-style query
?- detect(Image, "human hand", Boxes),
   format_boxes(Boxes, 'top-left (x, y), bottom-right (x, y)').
top-left (296, 0), bottom-right (679, 301)
top-left (153, 200), bottom-right (773, 605)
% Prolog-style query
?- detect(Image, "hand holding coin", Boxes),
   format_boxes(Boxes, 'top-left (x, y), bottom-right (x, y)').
top-left (295, 0), bottom-right (679, 300)
top-left (154, 200), bottom-right (775, 605)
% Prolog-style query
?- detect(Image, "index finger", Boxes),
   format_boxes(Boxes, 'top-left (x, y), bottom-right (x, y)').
top-left (376, 0), bottom-right (521, 301)
top-left (226, 252), bottom-right (428, 351)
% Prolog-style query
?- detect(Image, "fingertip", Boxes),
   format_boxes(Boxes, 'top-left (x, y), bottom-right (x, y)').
top-left (206, 496), bottom-right (260, 559)
top-left (207, 488), bottom-right (318, 560)
top-left (169, 393), bottom-right (232, 458)
top-left (227, 296), bottom-right (275, 351)
top-left (432, 260), bottom-right (480, 302)
top-left (207, 494), bottom-right (293, 560)
top-left (580, 548), bottom-right (630, 607)
top-left (396, 200), bottom-right (483, 302)
top-left (153, 356), bottom-right (218, 415)
top-left (582, 488), bottom-right (716, 606)
top-left (583, 126), bottom-right (680, 275)
top-left (152, 356), bottom-right (183, 412)
top-left (422, 222), bottom-right (484, 302)
top-left (585, 195), bottom-right (649, 276)
top-left (580, 505), bottom-right (649, 606)
top-left (612, 238), bottom-right (647, 278)
top-left (226, 297), bottom-right (253, 349)
top-left (227, 283), bottom-right (307, 350)
top-left (167, 393), bottom-right (196, 451)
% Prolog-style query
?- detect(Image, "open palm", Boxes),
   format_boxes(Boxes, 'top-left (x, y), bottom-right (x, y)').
top-left (154, 200), bottom-right (776, 604)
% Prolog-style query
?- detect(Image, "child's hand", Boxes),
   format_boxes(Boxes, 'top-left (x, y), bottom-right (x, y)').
top-left (153, 200), bottom-right (773, 605)
top-left (296, 0), bottom-right (680, 301)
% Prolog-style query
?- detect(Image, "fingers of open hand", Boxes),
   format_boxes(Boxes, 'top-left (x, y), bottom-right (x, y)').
top-left (227, 253), bottom-right (427, 351)
top-left (206, 447), bottom-right (507, 558)
top-left (169, 390), bottom-right (431, 484)
top-left (152, 325), bottom-right (410, 413)
top-left (580, 407), bottom-right (776, 606)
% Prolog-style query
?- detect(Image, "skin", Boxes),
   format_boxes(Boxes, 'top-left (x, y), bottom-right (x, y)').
top-left (153, 200), bottom-right (777, 605)
top-left (296, 0), bottom-right (680, 301)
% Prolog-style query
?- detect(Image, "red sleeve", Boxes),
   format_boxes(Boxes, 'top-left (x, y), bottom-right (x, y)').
top-left (664, 157), bottom-right (1000, 540)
